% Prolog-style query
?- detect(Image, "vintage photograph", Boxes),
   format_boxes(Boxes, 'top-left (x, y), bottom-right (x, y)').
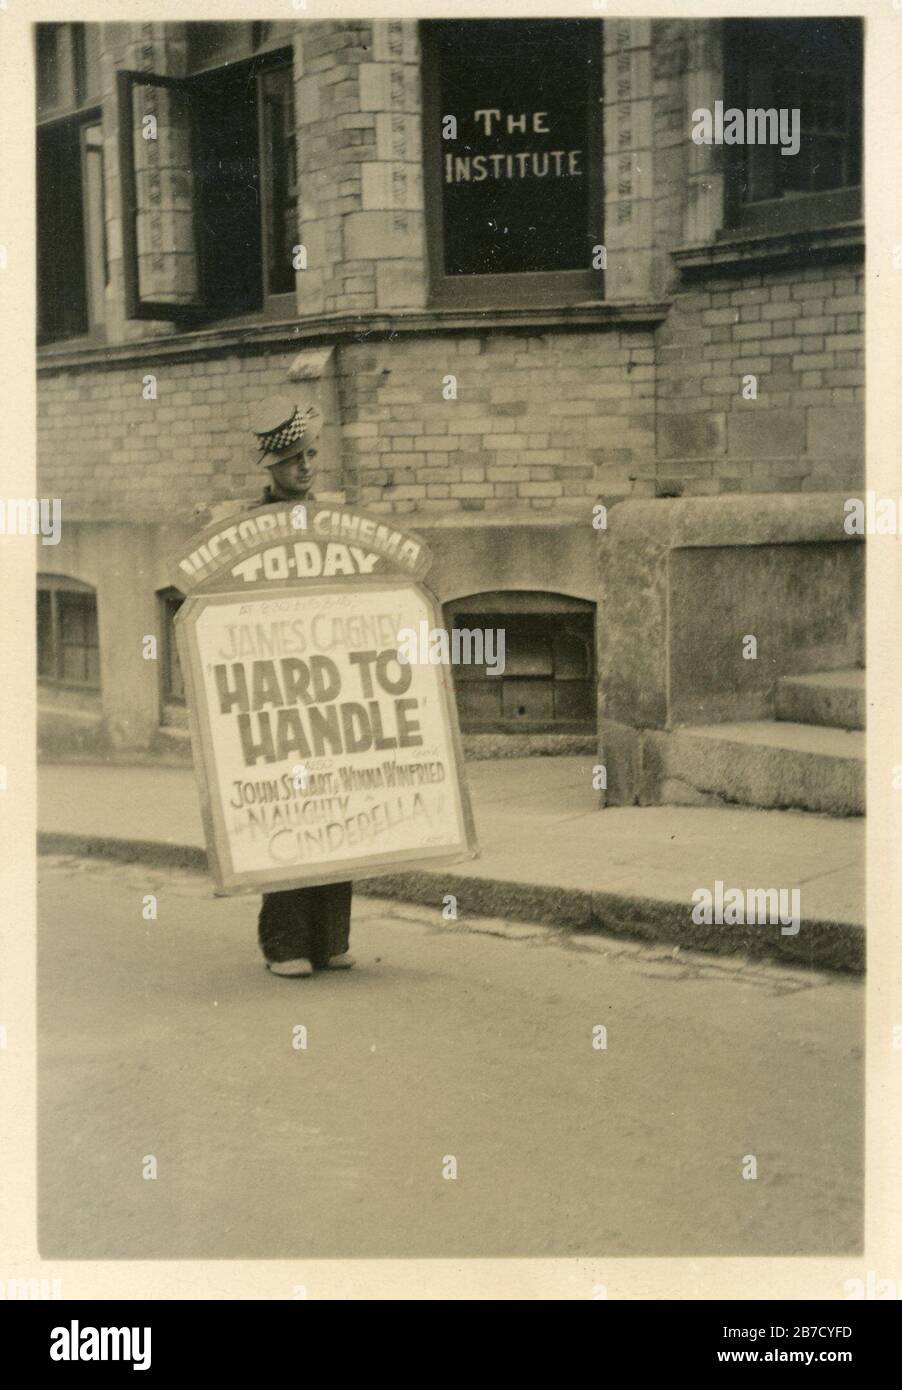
top-left (33, 14), bottom-right (865, 1263)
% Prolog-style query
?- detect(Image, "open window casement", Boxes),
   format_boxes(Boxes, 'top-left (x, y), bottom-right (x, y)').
top-left (117, 69), bottom-right (205, 322)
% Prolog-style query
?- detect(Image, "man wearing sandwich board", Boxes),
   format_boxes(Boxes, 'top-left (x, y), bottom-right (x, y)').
top-left (173, 396), bottom-right (477, 979)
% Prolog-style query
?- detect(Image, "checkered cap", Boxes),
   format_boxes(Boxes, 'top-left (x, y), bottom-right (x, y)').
top-left (250, 396), bottom-right (323, 460)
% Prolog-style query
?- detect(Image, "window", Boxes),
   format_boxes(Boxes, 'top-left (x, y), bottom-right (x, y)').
top-left (117, 39), bottom-right (297, 321)
top-left (159, 589), bottom-right (185, 704)
top-left (36, 23), bottom-right (107, 343)
top-left (186, 21), bottom-right (284, 73)
top-left (723, 18), bottom-right (862, 236)
top-left (421, 19), bottom-right (604, 307)
top-left (444, 593), bottom-right (595, 733)
top-left (37, 577), bottom-right (100, 689)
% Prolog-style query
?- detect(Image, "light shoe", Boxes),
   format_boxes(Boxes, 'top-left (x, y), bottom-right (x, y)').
top-left (324, 952), bottom-right (356, 970)
top-left (267, 958), bottom-right (313, 977)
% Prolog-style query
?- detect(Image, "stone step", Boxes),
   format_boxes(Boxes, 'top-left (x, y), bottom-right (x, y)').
top-left (776, 669), bottom-right (865, 731)
top-left (648, 720), bottom-right (864, 816)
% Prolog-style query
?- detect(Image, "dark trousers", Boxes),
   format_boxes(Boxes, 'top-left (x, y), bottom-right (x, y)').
top-left (258, 882), bottom-right (352, 966)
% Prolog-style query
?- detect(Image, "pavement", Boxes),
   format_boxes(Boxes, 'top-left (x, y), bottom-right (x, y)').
top-left (37, 757), bottom-right (865, 972)
top-left (36, 856), bottom-right (863, 1260)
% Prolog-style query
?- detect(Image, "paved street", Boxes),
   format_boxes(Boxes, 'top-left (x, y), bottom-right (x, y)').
top-left (38, 759), bottom-right (866, 970)
top-left (38, 855), bottom-right (863, 1261)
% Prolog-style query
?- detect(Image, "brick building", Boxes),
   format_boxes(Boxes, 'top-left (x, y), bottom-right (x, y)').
top-left (36, 17), bottom-right (865, 812)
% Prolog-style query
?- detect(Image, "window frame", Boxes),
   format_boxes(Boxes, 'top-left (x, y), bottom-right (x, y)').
top-left (37, 576), bottom-right (101, 691)
top-left (721, 17), bottom-right (863, 239)
top-left (419, 19), bottom-right (605, 309)
top-left (117, 68), bottom-right (205, 324)
top-left (36, 24), bottom-right (107, 346)
top-left (184, 21), bottom-right (292, 78)
top-left (158, 588), bottom-right (186, 707)
top-left (444, 595), bottom-right (596, 735)
top-left (117, 48), bottom-right (297, 326)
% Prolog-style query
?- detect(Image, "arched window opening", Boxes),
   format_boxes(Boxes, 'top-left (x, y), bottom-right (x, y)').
top-left (443, 591), bottom-right (595, 733)
top-left (37, 575), bottom-right (100, 689)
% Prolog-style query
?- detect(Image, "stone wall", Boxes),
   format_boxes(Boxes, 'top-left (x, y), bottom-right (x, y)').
top-left (38, 16), bottom-right (865, 521)
top-left (655, 264), bottom-right (864, 496)
top-left (596, 493), bottom-right (864, 804)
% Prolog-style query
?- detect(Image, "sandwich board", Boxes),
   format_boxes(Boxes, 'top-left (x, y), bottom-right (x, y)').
top-left (170, 501), bottom-right (479, 895)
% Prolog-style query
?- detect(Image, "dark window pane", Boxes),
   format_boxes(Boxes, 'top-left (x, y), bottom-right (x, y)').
top-left (505, 633), bottom-right (553, 677)
top-left (261, 65), bottom-right (298, 295)
top-left (59, 592), bottom-right (89, 645)
top-left (455, 681), bottom-right (501, 724)
top-left (434, 19), bottom-right (595, 275)
top-left (39, 586), bottom-right (99, 687)
top-left (37, 122), bottom-right (89, 341)
top-left (555, 680), bottom-right (594, 722)
top-left (73, 24), bottom-right (101, 106)
top-left (553, 630), bottom-right (590, 679)
top-left (36, 25), bottom-right (64, 114)
top-left (186, 23), bottom-right (255, 72)
top-left (194, 66), bottom-right (264, 313)
top-left (164, 594), bottom-right (185, 701)
top-left (738, 19), bottom-right (861, 205)
top-left (502, 679), bottom-right (554, 722)
top-left (83, 595), bottom-right (99, 646)
top-left (84, 644), bottom-right (101, 687)
top-left (169, 654), bottom-right (185, 701)
top-left (37, 590), bottom-right (54, 678)
top-left (62, 644), bottom-right (87, 684)
top-left (449, 615), bottom-right (497, 677)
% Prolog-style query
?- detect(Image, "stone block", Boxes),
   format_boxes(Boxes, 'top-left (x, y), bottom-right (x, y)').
top-left (361, 160), bottom-right (422, 211)
top-left (343, 209), bottom-right (424, 261)
top-left (375, 111), bottom-right (420, 163)
top-left (359, 64), bottom-right (391, 111)
top-left (376, 259), bottom-right (427, 309)
top-left (371, 20), bottom-right (419, 65)
top-left (806, 406), bottom-right (864, 462)
top-left (657, 413), bottom-right (726, 459)
top-left (728, 410), bottom-right (806, 459)
top-left (597, 717), bottom-right (639, 806)
top-left (296, 74), bottom-right (320, 125)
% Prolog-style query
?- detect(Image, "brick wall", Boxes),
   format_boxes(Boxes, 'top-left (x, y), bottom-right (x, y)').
top-left (339, 330), bottom-right (656, 516)
top-left (37, 328), bottom-right (654, 521)
top-left (38, 269), bottom-right (863, 523)
top-left (39, 352), bottom-right (306, 521)
top-left (656, 264), bottom-right (864, 495)
top-left (37, 16), bottom-right (865, 519)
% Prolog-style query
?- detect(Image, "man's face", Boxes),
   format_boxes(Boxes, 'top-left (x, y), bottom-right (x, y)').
top-left (268, 445), bottom-right (317, 498)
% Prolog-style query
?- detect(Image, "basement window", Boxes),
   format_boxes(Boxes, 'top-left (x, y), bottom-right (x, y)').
top-left (159, 588), bottom-right (186, 705)
top-left (444, 592), bottom-right (595, 733)
top-left (37, 576), bottom-right (100, 689)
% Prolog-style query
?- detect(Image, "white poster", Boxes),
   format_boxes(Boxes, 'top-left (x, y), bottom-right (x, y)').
top-left (179, 580), bottom-right (475, 891)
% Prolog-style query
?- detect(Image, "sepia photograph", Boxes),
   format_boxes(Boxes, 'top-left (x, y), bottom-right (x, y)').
top-left (1, 0), bottom-right (897, 1320)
